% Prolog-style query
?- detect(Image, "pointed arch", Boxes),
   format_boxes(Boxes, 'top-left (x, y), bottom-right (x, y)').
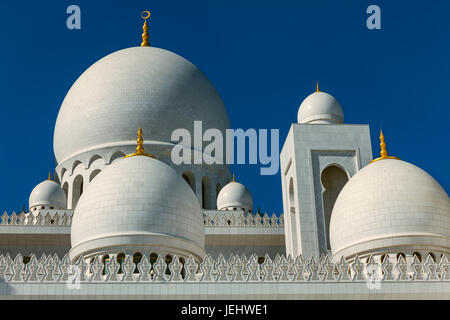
top-left (110, 151), bottom-right (125, 164)
top-left (428, 252), bottom-right (436, 262)
top-left (397, 253), bottom-right (406, 261)
top-left (71, 160), bottom-right (83, 175)
top-left (72, 175), bottom-right (84, 209)
top-left (202, 176), bottom-right (212, 209)
top-left (321, 165), bottom-right (348, 250)
top-left (60, 168), bottom-right (67, 181)
top-left (182, 171), bottom-right (195, 192)
top-left (62, 182), bottom-right (69, 202)
top-left (89, 169), bottom-right (101, 182)
top-left (413, 252), bottom-right (422, 262)
top-left (88, 154), bottom-right (104, 168)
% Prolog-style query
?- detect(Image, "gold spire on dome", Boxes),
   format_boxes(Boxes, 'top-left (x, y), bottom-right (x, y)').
top-left (48, 172), bottom-right (51, 181)
top-left (370, 129), bottom-right (400, 163)
top-left (232, 173), bottom-right (236, 182)
top-left (124, 126), bottom-right (156, 159)
top-left (316, 82), bottom-right (320, 92)
top-left (140, 11), bottom-right (151, 47)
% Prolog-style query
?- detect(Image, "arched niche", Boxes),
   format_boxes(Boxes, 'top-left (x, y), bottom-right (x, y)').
top-left (289, 177), bottom-right (295, 214)
top-left (110, 151), bottom-right (126, 164)
top-left (89, 169), bottom-right (101, 182)
top-left (62, 182), bottom-right (69, 204)
top-left (88, 154), bottom-right (104, 168)
top-left (202, 176), bottom-right (212, 209)
top-left (321, 165), bottom-right (349, 250)
top-left (72, 175), bottom-right (84, 209)
top-left (288, 177), bottom-right (298, 257)
top-left (182, 171), bottom-right (196, 193)
top-left (71, 160), bottom-right (83, 175)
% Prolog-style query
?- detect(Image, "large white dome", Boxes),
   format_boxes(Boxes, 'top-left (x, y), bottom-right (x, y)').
top-left (54, 46), bottom-right (230, 164)
top-left (330, 159), bottom-right (450, 260)
top-left (70, 155), bottom-right (205, 261)
top-left (217, 179), bottom-right (253, 213)
top-left (297, 90), bottom-right (343, 124)
top-left (29, 179), bottom-right (66, 211)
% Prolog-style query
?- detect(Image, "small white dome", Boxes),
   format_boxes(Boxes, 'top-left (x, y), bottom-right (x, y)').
top-left (297, 90), bottom-right (343, 124)
top-left (70, 155), bottom-right (205, 261)
top-left (54, 46), bottom-right (230, 164)
top-left (330, 159), bottom-right (450, 260)
top-left (217, 179), bottom-right (253, 212)
top-left (29, 179), bottom-right (66, 211)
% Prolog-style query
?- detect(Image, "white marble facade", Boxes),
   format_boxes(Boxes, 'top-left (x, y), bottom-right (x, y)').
top-left (0, 38), bottom-right (449, 299)
top-left (280, 123), bottom-right (373, 258)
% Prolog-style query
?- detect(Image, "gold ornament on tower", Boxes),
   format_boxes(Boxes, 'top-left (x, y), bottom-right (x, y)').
top-left (140, 11), bottom-right (151, 47)
top-left (124, 126), bottom-right (156, 159)
top-left (370, 129), bottom-right (400, 163)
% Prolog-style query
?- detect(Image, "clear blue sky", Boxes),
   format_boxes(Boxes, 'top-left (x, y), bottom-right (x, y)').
top-left (0, 0), bottom-right (449, 213)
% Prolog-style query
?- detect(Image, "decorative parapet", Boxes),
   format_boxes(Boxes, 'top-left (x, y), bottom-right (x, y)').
top-left (0, 210), bottom-right (284, 228)
top-left (203, 210), bottom-right (284, 228)
top-left (0, 210), bottom-right (73, 227)
top-left (0, 253), bottom-right (448, 283)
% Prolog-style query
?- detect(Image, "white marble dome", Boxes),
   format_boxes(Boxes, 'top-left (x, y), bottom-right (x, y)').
top-left (29, 179), bottom-right (66, 211)
top-left (330, 159), bottom-right (450, 260)
top-left (217, 179), bottom-right (253, 212)
top-left (297, 90), bottom-right (343, 124)
top-left (69, 155), bottom-right (205, 261)
top-left (54, 46), bottom-right (230, 164)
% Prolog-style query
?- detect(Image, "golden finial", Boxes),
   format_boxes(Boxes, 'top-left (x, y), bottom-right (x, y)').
top-left (379, 130), bottom-right (388, 158)
top-left (48, 172), bottom-right (51, 181)
top-left (316, 82), bottom-right (320, 92)
top-left (232, 173), bottom-right (236, 182)
top-left (140, 11), bottom-right (151, 47)
top-left (370, 129), bottom-right (400, 163)
top-left (124, 126), bottom-right (156, 159)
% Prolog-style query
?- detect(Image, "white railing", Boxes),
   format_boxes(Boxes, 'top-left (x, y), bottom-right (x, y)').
top-left (0, 210), bottom-right (284, 228)
top-left (0, 252), bottom-right (448, 283)
top-left (0, 210), bottom-right (73, 227)
top-left (203, 211), bottom-right (284, 228)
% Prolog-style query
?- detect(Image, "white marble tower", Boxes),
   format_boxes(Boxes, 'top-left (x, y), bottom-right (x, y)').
top-left (280, 85), bottom-right (373, 258)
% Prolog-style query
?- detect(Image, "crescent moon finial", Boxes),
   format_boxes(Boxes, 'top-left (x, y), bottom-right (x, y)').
top-left (141, 11), bottom-right (151, 20)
